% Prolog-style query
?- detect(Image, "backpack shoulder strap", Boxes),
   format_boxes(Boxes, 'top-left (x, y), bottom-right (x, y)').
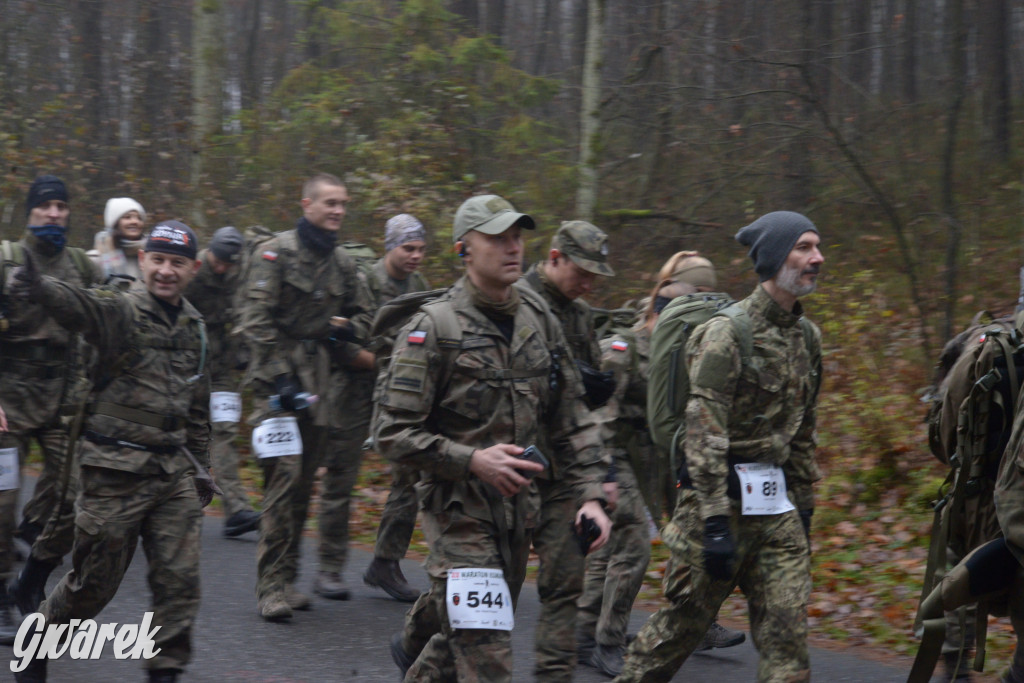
top-left (1, 240), bottom-right (22, 266)
top-left (716, 303), bottom-right (754, 367)
top-left (66, 247), bottom-right (95, 284)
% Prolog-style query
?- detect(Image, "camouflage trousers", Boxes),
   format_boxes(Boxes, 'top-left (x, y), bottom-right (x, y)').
top-left (317, 373), bottom-right (373, 573)
top-left (255, 417), bottom-right (326, 599)
top-left (210, 420), bottom-right (254, 517)
top-left (373, 464), bottom-right (420, 561)
top-left (617, 488), bottom-right (810, 683)
top-left (400, 501), bottom-right (531, 683)
top-left (578, 461), bottom-right (650, 648)
top-left (39, 463), bottom-right (203, 672)
top-left (0, 432), bottom-right (21, 577)
top-left (533, 477), bottom-right (587, 682)
top-left (14, 423), bottom-right (78, 564)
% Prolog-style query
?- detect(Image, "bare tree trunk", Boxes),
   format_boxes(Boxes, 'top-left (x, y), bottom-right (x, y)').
top-left (192, 0), bottom-right (225, 229)
top-left (576, 0), bottom-right (604, 221)
top-left (902, 0), bottom-right (917, 104)
top-left (978, 0), bottom-right (1011, 164)
top-left (941, 0), bottom-right (967, 342)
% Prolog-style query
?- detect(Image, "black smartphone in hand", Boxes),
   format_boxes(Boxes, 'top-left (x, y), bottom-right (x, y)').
top-left (516, 445), bottom-right (549, 479)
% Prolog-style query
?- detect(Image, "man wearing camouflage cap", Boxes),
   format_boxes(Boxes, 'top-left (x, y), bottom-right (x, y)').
top-left (378, 194), bottom-right (611, 682)
top-left (523, 219), bottom-right (616, 681)
top-left (184, 226), bottom-right (262, 538)
top-left (10, 219), bottom-right (215, 682)
top-left (616, 211), bottom-right (824, 683)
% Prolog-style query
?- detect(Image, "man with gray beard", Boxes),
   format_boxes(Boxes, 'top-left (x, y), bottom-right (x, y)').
top-left (615, 211), bottom-right (824, 683)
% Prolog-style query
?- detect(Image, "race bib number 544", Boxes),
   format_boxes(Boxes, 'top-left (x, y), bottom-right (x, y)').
top-left (446, 568), bottom-right (514, 631)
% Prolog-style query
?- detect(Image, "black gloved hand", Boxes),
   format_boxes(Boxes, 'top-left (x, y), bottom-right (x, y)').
top-left (702, 515), bottom-right (736, 581)
top-left (799, 508), bottom-right (813, 544)
top-left (575, 359), bottom-right (616, 408)
top-left (274, 374), bottom-right (302, 412)
top-left (9, 249), bottom-right (41, 301)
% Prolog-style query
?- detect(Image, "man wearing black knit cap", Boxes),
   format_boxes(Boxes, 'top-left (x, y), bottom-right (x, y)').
top-left (0, 176), bottom-right (102, 646)
top-left (616, 211), bottom-right (824, 683)
top-left (184, 226), bottom-right (262, 538)
top-left (9, 218), bottom-right (213, 682)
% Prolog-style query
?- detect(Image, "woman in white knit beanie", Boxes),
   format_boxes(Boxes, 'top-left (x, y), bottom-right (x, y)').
top-left (88, 197), bottom-right (147, 281)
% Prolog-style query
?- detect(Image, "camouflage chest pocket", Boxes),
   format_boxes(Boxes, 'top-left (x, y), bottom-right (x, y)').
top-left (439, 337), bottom-right (508, 425)
top-left (736, 356), bottom-right (785, 430)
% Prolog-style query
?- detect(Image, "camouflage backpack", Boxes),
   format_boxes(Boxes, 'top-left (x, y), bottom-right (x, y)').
top-left (646, 292), bottom-right (819, 482)
top-left (340, 240), bottom-right (383, 304)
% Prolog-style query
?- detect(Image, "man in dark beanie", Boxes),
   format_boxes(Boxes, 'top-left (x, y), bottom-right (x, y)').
top-left (184, 226), bottom-right (262, 538)
top-left (9, 217), bottom-right (213, 683)
top-left (616, 211), bottom-right (824, 683)
top-left (1, 175), bottom-right (102, 647)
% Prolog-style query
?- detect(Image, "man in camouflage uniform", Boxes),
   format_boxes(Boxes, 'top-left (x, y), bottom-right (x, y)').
top-left (1, 176), bottom-right (103, 641)
top-left (523, 220), bottom-right (616, 681)
top-left (615, 211), bottom-right (824, 683)
top-left (579, 257), bottom-right (743, 677)
top-left (378, 195), bottom-right (612, 682)
top-left (361, 213), bottom-right (431, 602)
top-left (11, 219), bottom-right (213, 683)
top-left (236, 173), bottom-right (374, 619)
top-left (183, 226), bottom-right (261, 538)
top-left (993, 408), bottom-right (1024, 683)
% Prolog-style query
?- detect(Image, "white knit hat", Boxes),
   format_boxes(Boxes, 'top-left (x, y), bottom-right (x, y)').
top-left (104, 197), bottom-right (146, 232)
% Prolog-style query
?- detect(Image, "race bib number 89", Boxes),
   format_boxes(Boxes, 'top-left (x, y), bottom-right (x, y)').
top-left (446, 567), bottom-right (514, 631)
top-left (252, 417), bottom-right (303, 458)
top-left (734, 463), bottom-right (796, 515)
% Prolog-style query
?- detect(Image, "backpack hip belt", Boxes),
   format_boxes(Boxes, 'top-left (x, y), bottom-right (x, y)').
top-left (88, 401), bottom-right (186, 432)
top-left (82, 429), bottom-right (179, 455)
top-left (0, 340), bottom-right (68, 362)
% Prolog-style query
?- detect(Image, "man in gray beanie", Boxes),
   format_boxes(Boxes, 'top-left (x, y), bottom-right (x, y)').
top-left (616, 211), bottom-right (824, 683)
top-left (184, 226), bottom-right (262, 538)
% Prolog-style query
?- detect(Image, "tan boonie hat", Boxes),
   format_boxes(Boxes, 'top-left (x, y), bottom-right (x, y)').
top-left (452, 194), bottom-right (536, 243)
top-left (670, 255), bottom-right (717, 289)
top-left (552, 221), bottom-right (614, 277)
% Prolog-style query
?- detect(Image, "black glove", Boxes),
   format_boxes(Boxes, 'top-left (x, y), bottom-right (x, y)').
top-left (799, 508), bottom-right (813, 544)
top-left (273, 374), bottom-right (302, 412)
top-left (702, 515), bottom-right (735, 581)
top-left (575, 359), bottom-right (616, 408)
top-left (572, 514), bottom-right (602, 556)
top-left (9, 249), bottom-right (41, 301)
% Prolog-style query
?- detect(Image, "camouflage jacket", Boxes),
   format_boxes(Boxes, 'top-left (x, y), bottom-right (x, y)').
top-left (374, 276), bottom-right (607, 523)
top-left (236, 228), bottom-right (374, 425)
top-left (523, 264), bottom-right (601, 366)
top-left (996, 389), bottom-right (1024, 568)
top-left (596, 325), bottom-right (651, 459)
top-left (184, 249), bottom-right (244, 387)
top-left (685, 284), bottom-right (822, 519)
top-left (1, 235), bottom-right (102, 430)
top-left (32, 278), bottom-right (210, 473)
top-left (372, 258), bottom-right (430, 305)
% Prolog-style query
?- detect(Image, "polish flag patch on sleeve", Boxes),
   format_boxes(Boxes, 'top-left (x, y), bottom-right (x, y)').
top-left (262, 250), bottom-right (278, 261)
top-left (408, 330), bottom-right (427, 345)
top-left (611, 340), bottom-right (629, 352)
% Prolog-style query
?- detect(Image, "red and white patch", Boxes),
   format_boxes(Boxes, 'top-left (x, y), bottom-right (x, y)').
top-left (611, 340), bottom-right (629, 352)
top-left (408, 330), bottom-right (427, 345)
top-left (262, 250), bottom-right (278, 261)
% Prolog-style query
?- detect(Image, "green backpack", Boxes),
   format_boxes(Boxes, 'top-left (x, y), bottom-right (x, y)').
top-left (341, 241), bottom-right (382, 304)
top-left (646, 292), bottom-right (819, 480)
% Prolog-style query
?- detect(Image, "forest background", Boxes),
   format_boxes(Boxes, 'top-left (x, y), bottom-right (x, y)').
top-left (3, 0), bottom-right (1024, 674)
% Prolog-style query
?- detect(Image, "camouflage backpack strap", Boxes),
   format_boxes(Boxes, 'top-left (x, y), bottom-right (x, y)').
top-left (714, 304), bottom-right (754, 369)
top-left (66, 246), bottom-right (96, 284)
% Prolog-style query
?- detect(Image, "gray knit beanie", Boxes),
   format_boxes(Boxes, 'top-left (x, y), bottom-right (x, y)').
top-left (209, 226), bottom-right (244, 264)
top-left (735, 211), bottom-right (819, 282)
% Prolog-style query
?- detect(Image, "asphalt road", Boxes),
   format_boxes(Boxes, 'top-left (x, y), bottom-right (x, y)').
top-left (3, 489), bottom-right (913, 682)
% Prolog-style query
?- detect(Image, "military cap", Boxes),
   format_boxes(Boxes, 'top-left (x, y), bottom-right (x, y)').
top-left (552, 220), bottom-right (614, 277)
top-left (452, 195), bottom-right (536, 243)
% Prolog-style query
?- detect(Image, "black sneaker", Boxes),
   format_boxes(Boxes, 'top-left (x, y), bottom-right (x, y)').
top-left (591, 644), bottom-right (625, 678)
top-left (223, 510), bottom-right (260, 538)
top-left (696, 622), bottom-right (745, 651)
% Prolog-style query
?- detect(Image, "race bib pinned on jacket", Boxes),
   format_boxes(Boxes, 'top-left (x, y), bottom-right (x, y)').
top-left (446, 567), bottom-right (514, 631)
top-left (252, 417), bottom-right (303, 458)
top-left (210, 392), bottom-right (242, 424)
top-left (734, 463), bottom-right (795, 515)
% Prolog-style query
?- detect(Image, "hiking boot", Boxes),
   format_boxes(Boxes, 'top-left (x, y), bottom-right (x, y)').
top-left (696, 621), bottom-right (745, 651)
top-left (258, 591), bottom-right (292, 622)
top-left (13, 657), bottom-right (46, 682)
top-left (284, 584), bottom-right (311, 611)
top-left (362, 558), bottom-right (419, 602)
top-left (9, 556), bottom-right (58, 616)
top-left (148, 669), bottom-right (180, 683)
top-left (576, 631), bottom-right (596, 665)
top-left (223, 510), bottom-right (261, 538)
top-left (313, 570), bottom-right (351, 600)
top-left (390, 631), bottom-right (415, 676)
top-left (0, 582), bottom-right (18, 646)
top-left (591, 643), bottom-right (625, 678)
top-left (941, 651), bottom-right (972, 681)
